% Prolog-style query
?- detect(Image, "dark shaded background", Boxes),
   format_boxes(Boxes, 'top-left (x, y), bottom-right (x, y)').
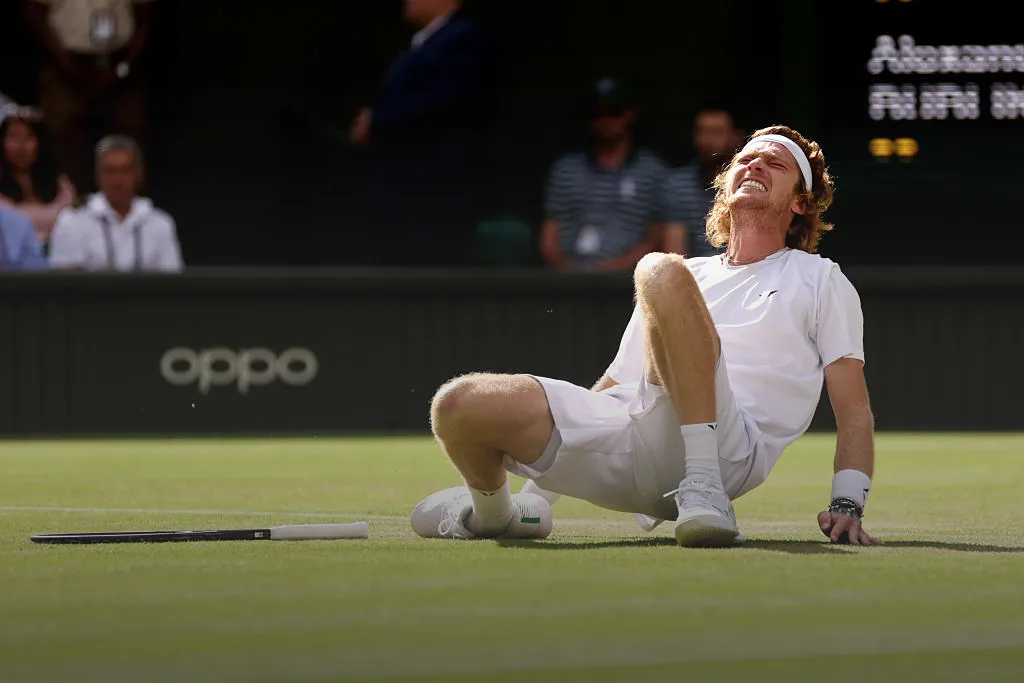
top-left (1, 0), bottom-right (1016, 266)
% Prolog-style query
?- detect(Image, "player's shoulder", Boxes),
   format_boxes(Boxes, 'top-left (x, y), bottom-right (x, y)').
top-left (785, 250), bottom-right (856, 290)
top-left (788, 249), bottom-right (838, 272)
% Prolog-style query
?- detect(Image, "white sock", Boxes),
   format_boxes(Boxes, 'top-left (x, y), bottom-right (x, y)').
top-left (465, 480), bottom-right (516, 536)
top-left (680, 422), bottom-right (722, 485)
top-left (521, 479), bottom-right (562, 505)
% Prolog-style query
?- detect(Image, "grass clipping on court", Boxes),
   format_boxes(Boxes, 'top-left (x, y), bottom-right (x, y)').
top-left (1, 434), bottom-right (1023, 683)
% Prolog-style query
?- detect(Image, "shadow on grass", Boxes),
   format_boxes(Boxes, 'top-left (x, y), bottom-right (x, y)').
top-left (496, 537), bottom-right (679, 550)
top-left (874, 540), bottom-right (1024, 553)
top-left (497, 538), bottom-right (1024, 554)
top-left (498, 538), bottom-right (840, 553)
top-left (740, 539), bottom-right (853, 554)
top-left (744, 539), bottom-right (1024, 554)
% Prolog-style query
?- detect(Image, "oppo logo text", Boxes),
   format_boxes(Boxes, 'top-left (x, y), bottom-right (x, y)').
top-left (160, 347), bottom-right (319, 394)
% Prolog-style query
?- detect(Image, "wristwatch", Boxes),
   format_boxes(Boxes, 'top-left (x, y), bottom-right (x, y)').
top-left (828, 497), bottom-right (864, 522)
top-left (115, 61), bottom-right (130, 79)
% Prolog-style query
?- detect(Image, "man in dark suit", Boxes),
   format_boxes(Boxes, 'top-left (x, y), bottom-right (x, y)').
top-left (350, 0), bottom-right (497, 267)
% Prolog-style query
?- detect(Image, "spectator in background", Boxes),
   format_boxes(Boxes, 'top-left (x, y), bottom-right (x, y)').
top-left (661, 101), bottom-right (745, 257)
top-left (0, 104), bottom-right (77, 252)
top-left (350, 0), bottom-right (498, 267)
top-left (0, 203), bottom-right (48, 270)
top-left (540, 77), bottom-right (668, 272)
top-left (49, 135), bottom-right (181, 271)
top-left (22, 0), bottom-right (153, 194)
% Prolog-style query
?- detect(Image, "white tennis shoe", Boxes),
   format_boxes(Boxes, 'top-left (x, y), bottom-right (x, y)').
top-left (410, 486), bottom-right (553, 540)
top-left (671, 476), bottom-right (741, 548)
top-left (635, 513), bottom-right (664, 532)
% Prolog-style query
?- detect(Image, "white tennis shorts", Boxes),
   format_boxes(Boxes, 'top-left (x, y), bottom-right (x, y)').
top-left (504, 361), bottom-right (769, 521)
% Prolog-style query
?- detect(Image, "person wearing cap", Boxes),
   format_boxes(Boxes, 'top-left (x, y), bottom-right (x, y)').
top-left (408, 124), bottom-right (880, 550)
top-left (540, 77), bottom-right (669, 272)
top-left (660, 99), bottom-right (745, 257)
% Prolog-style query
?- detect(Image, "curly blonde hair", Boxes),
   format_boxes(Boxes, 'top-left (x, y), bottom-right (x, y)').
top-left (705, 125), bottom-right (835, 253)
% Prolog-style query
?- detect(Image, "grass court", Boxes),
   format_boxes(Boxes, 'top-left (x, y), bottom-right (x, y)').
top-left (1, 433), bottom-right (1022, 682)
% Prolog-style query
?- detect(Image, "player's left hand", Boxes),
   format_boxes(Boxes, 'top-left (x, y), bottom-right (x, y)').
top-left (817, 510), bottom-right (883, 546)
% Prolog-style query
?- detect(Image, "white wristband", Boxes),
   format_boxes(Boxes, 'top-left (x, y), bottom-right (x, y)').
top-left (831, 469), bottom-right (871, 509)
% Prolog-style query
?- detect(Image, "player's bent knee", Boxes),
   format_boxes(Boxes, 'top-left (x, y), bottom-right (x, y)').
top-left (634, 251), bottom-right (671, 279)
top-left (429, 373), bottom-right (553, 448)
top-left (430, 373), bottom-right (485, 428)
top-left (430, 372), bottom-right (526, 431)
top-left (635, 252), bottom-right (688, 281)
top-left (635, 252), bottom-right (695, 296)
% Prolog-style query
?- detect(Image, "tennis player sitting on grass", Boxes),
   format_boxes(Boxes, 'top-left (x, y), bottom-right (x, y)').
top-left (411, 125), bottom-right (882, 548)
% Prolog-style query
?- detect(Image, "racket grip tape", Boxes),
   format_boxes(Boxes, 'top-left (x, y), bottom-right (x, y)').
top-left (268, 522), bottom-right (369, 540)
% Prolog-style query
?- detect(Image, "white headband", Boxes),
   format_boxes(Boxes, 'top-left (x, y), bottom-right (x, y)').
top-left (741, 134), bottom-right (813, 191)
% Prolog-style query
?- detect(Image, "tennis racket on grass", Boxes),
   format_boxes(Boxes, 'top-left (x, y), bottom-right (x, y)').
top-left (30, 522), bottom-right (369, 544)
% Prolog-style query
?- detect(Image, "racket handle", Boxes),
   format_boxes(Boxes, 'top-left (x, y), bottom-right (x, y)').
top-left (269, 522), bottom-right (369, 541)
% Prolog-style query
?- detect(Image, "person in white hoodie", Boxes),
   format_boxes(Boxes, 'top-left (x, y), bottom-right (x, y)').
top-left (49, 134), bottom-right (182, 272)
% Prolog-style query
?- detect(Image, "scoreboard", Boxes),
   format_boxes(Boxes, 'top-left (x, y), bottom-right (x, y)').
top-left (867, 36), bottom-right (1022, 126)
top-left (814, 0), bottom-right (1023, 264)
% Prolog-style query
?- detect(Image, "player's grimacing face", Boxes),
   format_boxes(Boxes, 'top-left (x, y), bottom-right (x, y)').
top-left (726, 141), bottom-right (801, 210)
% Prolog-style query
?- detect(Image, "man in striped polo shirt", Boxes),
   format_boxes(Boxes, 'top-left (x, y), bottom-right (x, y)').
top-left (661, 101), bottom-right (745, 257)
top-left (540, 78), bottom-right (668, 272)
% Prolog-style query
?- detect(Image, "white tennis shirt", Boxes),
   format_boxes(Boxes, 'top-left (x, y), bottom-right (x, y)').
top-left (606, 248), bottom-right (865, 470)
top-left (49, 194), bottom-right (183, 272)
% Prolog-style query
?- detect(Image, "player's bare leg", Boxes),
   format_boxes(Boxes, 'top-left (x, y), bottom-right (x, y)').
top-left (410, 373), bottom-right (555, 540)
top-left (633, 252), bottom-right (740, 547)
